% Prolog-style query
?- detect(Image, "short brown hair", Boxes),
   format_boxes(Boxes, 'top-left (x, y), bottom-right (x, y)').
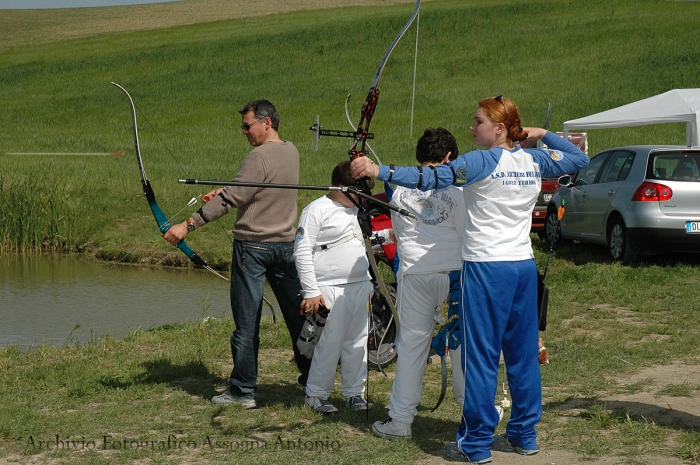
top-left (331, 159), bottom-right (374, 190)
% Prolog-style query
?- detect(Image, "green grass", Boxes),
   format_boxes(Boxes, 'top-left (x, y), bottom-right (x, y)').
top-left (0, 176), bottom-right (76, 252)
top-left (2, 0), bottom-right (700, 463)
top-left (1, 249), bottom-right (700, 465)
top-left (0, 317), bottom-right (432, 464)
top-left (1, 240), bottom-right (700, 464)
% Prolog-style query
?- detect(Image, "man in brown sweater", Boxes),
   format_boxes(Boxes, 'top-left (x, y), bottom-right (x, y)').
top-left (165, 99), bottom-right (310, 408)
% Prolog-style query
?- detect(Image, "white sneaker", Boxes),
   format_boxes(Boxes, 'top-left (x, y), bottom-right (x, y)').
top-left (372, 419), bottom-right (412, 439)
top-left (305, 396), bottom-right (338, 414)
top-left (210, 390), bottom-right (256, 409)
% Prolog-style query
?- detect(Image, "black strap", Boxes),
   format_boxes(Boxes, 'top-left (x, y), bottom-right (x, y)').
top-left (429, 165), bottom-right (439, 187)
top-left (416, 166), bottom-right (423, 189)
top-left (387, 164), bottom-right (395, 183)
top-left (443, 162), bottom-right (457, 184)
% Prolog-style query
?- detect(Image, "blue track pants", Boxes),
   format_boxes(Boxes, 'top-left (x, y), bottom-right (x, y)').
top-left (455, 259), bottom-right (541, 462)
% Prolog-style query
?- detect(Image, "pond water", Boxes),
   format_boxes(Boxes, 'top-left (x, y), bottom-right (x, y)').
top-left (0, 0), bottom-right (179, 9)
top-left (0, 254), bottom-right (278, 349)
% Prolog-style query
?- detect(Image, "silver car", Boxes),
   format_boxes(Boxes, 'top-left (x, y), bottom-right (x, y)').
top-left (545, 145), bottom-right (700, 264)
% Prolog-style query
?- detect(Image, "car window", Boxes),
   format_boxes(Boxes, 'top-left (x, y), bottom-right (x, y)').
top-left (575, 152), bottom-right (608, 185)
top-left (648, 152), bottom-right (700, 182)
top-left (597, 150), bottom-right (635, 183)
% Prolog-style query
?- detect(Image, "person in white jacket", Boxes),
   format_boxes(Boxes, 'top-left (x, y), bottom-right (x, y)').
top-left (372, 128), bottom-right (467, 438)
top-left (293, 160), bottom-right (374, 414)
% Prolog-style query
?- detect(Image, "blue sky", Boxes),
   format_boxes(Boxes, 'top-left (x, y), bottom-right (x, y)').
top-left (0, 0), bottom-right (178, 9)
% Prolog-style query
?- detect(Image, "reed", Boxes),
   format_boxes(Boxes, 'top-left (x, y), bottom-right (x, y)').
top-left (0, 176), bottom-right (75, 252)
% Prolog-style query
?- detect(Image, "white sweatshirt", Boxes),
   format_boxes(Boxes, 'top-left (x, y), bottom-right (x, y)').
top-left (391, 184), bottom-right (465, 279)
top-left (293, 195), bottom-right (371, 298)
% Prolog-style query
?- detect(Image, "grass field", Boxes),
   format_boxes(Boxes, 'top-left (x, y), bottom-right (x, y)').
top-left (1, 0), bottom-right (698, 259)
top-left (2, 0), bottom-right (700, 464)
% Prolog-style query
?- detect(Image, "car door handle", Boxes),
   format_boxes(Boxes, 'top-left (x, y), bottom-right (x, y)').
top-left (607, 189), bottom-right (615, 197)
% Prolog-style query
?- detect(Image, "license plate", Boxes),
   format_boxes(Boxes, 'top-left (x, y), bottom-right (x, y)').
top-left (686, 221), bottom-right (700, 233)
top-left (543, 194), bottom-right (553, 202)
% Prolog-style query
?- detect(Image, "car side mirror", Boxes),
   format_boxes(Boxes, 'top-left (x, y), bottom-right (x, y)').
top-left (558, 174), bottom-right (573, 187)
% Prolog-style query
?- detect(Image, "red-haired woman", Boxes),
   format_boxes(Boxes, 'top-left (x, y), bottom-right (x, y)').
top-left (351, 96), bottom-right (589, 464)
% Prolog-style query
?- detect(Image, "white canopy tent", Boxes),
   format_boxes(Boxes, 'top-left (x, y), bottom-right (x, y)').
top-left (563, 89), bottom-right (700, 147)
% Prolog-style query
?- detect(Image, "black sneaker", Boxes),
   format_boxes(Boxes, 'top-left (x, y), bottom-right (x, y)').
top-left (305, 396), bottom-right (338, 414)
top-left (345, 396), bottom-right (368, 410)
top-left (491, 434), bottom-right (539, 455)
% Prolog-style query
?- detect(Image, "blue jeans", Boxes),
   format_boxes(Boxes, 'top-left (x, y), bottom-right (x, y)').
top-left (228, 240), bottom-right (311, 399)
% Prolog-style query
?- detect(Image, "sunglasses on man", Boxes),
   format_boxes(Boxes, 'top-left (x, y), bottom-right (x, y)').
top-left (240, 117), bottom-right (265, 131)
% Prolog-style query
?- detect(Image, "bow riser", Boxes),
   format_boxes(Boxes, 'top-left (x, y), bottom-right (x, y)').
top-left (350, 87), bottom-right (380, 159)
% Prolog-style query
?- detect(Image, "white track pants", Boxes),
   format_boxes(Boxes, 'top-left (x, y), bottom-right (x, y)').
top-left (388, 272), bottom-right (451, 424)
top-left (305, 280), bottom-right (373, 399)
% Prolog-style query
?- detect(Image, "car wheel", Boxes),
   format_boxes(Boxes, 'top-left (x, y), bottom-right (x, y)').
top-left (608, 217), bottom-right (638, 265)
top-left (544, 208), bottom-right (561, 245)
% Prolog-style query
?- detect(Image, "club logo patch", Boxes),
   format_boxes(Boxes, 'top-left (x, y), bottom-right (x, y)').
top-left (549, 150), bottom-right (564, 162)
top-left (411, 198), bottom-right (435, 218)
top-left (456, 167), bottom-right (468, 184)
top-left (295, 227), bottom-right (304, 241)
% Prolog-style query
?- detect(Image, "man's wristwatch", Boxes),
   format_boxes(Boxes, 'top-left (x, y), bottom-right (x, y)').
top-left (186, 218), bottom-right (196, 233)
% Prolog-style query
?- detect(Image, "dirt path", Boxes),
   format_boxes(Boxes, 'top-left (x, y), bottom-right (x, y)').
top-left (415, 362), bottom-right (700, 464)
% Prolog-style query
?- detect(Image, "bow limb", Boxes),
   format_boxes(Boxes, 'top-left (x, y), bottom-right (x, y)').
top-left (111, 82), bottom-right (228, 282)
top-left (520, 102), bottom-right (552, 149)
top-left (542, 102), bottom-right (552, 130)
top-left (349, 0), bottom-right (421, 159)
top-left (431, 355), bottom-right (448, 412)
top-left (358, 211), bottom-right (396, 376)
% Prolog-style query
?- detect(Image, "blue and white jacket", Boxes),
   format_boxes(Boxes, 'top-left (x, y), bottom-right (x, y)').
top-left (377, 131), bottom-right (589, 262)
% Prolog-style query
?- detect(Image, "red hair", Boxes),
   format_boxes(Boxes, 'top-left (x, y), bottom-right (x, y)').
top-left (478, 96), bottom-right (528, 142)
